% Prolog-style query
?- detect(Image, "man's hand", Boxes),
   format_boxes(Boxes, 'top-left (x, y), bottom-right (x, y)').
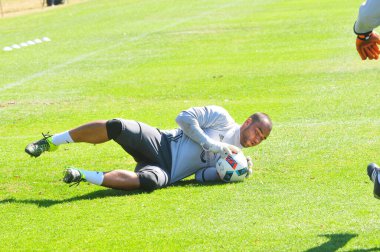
top-left (217, 143), bottom-right (241, 157)
top-left (204, 141), bottom-right (240, 157)
top-left (246, 156), bottom-right (253, 178)
top-left (356, 31), bottom-right (380, 60)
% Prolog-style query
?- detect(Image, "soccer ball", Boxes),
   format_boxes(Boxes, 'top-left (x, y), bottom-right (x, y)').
top-left (216, 152), bottom-right (248, 182)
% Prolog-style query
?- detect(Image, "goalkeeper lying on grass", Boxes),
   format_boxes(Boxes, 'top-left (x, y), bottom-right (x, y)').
top-left (25, 105), bottom-right (272, 191)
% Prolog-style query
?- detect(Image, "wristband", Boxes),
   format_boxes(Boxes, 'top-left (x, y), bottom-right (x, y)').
top-left (357, 32), bottom-right (372, 41)
top-left (353, 22), bottom-right (372, 40)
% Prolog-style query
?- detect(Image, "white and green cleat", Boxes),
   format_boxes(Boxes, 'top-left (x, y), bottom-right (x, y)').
top-left (25, 133), bottom-right (58, 157)
top-left (63, 168), bottom-right (86, 186)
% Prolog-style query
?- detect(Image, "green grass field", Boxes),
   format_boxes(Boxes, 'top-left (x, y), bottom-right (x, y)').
top-left (1, 0), bottom-right (380, 251)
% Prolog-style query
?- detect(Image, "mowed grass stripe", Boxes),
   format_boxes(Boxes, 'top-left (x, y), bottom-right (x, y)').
top-left (0, 0), bottom-right (245, 92)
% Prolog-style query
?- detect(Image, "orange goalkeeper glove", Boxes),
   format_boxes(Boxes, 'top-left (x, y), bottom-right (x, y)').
top-left (356, 31), bottom-right (380, 60)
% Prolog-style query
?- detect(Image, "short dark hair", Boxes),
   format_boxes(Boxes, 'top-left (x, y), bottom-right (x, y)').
top-left (250, 112), bottom-right (272, 129)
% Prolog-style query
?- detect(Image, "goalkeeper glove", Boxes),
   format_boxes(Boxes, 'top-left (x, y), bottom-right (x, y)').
top-left (356, 31), bottom-right (380, 60)
top-left (202, 141), bottom-right (240, 157)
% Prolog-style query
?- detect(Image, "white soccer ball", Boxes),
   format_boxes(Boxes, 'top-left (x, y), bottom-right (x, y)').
top-left (216, 152), bottom-right (248, 182)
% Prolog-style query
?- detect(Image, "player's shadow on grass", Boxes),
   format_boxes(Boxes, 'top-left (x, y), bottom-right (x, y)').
top-left (0, 188), bottom-right (144, 208)
top-left (305, 233), bottom-right (380, 252)
top-left (170, 179), bottom-right (226, 187)
top-left (0, 179), bottom-right (231, 208)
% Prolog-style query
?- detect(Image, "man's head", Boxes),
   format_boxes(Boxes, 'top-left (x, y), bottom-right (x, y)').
top-left (240, 112), bottom-right (272, 148)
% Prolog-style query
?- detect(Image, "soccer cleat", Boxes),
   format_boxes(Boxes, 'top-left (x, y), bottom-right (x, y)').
top-left (63, 168), bottom-right (86, 186)
top-left (25, 133), bottom-right (58, 157)
top-left (367, 163), bottom-right (380, 199)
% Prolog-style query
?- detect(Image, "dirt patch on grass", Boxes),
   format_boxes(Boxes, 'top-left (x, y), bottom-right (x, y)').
top-left (0, 0), bottom-right (85, 18)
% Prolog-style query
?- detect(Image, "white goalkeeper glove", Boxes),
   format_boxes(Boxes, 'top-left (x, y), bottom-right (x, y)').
top-left (246, 156), bottom-right (253, 178)
top-left (201, 141), bottom-right (240, 157)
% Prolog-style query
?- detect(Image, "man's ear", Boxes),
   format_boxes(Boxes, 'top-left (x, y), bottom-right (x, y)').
top-left (243, 117), bottom-right (252, 127)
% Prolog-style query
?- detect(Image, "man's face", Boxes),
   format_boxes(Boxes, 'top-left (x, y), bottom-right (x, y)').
top-left (240, 118), bottom-right (271, 148)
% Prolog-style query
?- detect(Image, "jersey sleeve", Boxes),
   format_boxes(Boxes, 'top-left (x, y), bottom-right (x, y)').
top-left (354, 0), bottom-right (380, 34)
top-left (176, 105), bottom-right (233, 129)
top-left (175, 105), bottom-right (235, 152)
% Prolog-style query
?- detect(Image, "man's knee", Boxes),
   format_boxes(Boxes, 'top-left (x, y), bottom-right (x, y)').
top-left (106, 119), bottom-right (122, 140)
top-left (136, 167), bottom-right (168, 192)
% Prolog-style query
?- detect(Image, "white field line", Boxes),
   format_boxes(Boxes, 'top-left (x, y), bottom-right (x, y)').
top-left (0, 1), bottom-right (239, 93)
top-left (3, 37), bottom-right (51, 52)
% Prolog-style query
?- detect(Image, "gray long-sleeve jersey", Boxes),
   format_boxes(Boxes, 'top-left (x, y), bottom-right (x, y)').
top-left (162, 106), bottom-right (242, 183)
top-left (355, 0), bottom-right (380, 34)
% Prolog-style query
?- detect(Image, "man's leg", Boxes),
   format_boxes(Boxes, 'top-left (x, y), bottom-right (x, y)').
top-left (63, 164), bottom-right (168, 192)
top-left (25, 120), bottom-right (110, 157)
top-left (67, 120), bottom-right (109, 144)
top-left (63, 168), bottom-right (140, 190)
top-left (102, 170), bottom-right (140, 190)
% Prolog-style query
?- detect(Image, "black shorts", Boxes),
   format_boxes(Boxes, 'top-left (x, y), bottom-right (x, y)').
top-left (106, 119), bottom-right (172, 189)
